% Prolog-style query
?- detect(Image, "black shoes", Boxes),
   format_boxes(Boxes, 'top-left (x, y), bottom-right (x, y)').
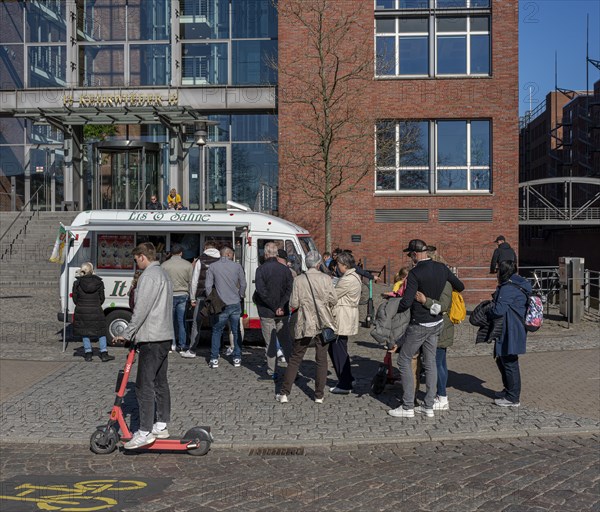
top-left (84, 352), bottom-right (93, 362)
top-left (100, 352), bottom-right (115, 362)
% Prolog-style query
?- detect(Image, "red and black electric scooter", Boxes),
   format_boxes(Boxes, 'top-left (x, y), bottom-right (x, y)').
top-left (90, 343), bottom-right (213, 456)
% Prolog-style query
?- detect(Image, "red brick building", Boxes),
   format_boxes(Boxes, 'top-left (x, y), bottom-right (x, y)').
top-left (278, 0), bottom-right (519, 301)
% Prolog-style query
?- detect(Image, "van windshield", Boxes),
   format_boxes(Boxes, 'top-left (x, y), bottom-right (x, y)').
top-left (297, 236), bottom-right (317, 254)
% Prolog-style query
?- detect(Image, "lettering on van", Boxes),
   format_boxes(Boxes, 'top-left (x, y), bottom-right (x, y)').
top-left (128, 212), bottom-right (212, 222)
top-left (110, 281), bottom-right (129, 297)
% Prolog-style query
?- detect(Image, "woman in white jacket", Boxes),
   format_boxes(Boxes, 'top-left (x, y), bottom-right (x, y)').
top-left (329, 251), bottom-right (362, 394)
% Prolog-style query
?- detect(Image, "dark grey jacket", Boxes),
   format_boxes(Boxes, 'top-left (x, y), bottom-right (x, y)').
top-left (371, 297), bottom-right (410, 349)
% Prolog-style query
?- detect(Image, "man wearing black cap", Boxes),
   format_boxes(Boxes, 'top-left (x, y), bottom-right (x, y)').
top-left (388, 239), bottom-right (464, 419)
top-left (489, 236), bottom-right (517, 274)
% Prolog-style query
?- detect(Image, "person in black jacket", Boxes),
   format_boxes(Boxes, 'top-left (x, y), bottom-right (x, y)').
top-left (147, 195), bottom-right (163, 210)
top-left (254, 242), bottom-right (294, 379)
top-left (388, 239), bottom-right (464, 419)
top-left (72, 262), bottom-right (114, 362)
top-left (489, 235), bottom-right (517, 273)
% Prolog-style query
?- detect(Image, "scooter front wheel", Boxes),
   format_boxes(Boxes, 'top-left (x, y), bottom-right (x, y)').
top-left (90, 428), bottom-right (118, 454)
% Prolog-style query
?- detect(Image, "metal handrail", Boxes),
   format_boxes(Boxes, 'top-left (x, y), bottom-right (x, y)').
top-left (0, 184), bottom-right (44, 243)
top-left (134, 183), bottom-right (151, 210)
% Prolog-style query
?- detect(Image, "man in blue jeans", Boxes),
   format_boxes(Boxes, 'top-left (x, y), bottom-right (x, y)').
top-left (161, 244), bottom-right (193, 351)
top-left (205, 246), bottom-right (247, 368)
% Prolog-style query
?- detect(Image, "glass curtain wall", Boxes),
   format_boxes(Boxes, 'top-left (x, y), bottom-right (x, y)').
top-left (0, 2), bottom-right (67, 210)
top-left (188, 114), bottom-right (278, 211)
top-left (77, 0), bottom-right (171, 86)
top-left (180, 0), bottom-right (277, 86)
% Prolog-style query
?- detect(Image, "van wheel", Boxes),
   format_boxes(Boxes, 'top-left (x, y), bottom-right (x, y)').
top-left (106, 310), bottom-right (132, 343)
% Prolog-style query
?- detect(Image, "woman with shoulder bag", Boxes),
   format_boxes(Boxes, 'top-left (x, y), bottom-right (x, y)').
top-left (329, 251), bottom-right (362, 394)
top-left (276, 251), bottom-right (337, 404)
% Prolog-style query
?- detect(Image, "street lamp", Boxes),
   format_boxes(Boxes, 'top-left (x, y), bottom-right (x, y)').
top-left (194, 122), bottom-right (208, 210)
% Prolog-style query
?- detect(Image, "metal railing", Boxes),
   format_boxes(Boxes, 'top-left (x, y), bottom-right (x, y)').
top-left (0, 185), bottom-right (44, 260)
top-left (519, 207), bottom-right (600, 222)
top-left (134, 183), bottom-right (151, 210)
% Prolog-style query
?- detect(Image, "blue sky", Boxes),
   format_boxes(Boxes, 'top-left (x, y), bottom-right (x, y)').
top-left (519, 0), bottom-right (600, 116)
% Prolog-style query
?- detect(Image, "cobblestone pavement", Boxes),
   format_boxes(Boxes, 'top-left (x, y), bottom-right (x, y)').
top-left (0, 285), bottom-right (599, 448)
top-left (1, 435), bottom-right (598, 511)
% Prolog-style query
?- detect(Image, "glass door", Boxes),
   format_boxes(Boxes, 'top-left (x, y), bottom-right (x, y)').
top-left (95, 142), bottom-right (161, 210)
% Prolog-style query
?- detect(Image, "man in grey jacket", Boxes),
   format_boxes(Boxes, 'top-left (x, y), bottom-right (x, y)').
top-left (113, 242), bottom-right (174, 449)
top-left (205, 246), bottom-right (247, 368)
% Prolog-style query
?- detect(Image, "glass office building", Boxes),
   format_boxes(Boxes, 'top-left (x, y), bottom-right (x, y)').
top-left (0, 0), bottom-right (278, 211)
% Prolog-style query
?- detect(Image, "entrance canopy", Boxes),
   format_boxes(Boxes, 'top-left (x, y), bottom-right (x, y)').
top-left (10, 105), bottom-right (209, 132)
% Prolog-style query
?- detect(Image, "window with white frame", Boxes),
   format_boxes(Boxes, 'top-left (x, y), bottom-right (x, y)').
top-left (374, 0), bottom-right (491, 78)
top-left (376, 119), bottom-right (491, 193)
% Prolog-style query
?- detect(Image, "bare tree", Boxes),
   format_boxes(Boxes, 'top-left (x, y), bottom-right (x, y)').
top-left (275, 0), bottom-right (423, 250)
top-left (275, 0), bottom-right (380, 251)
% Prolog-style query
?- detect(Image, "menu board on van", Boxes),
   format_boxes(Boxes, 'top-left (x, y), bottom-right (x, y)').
top-left (97, 234), bottom-right (135, 269)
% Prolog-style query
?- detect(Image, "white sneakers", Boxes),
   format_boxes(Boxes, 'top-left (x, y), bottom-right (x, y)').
top-left (180, 350), bottom-right (196, 359)
top-left (275, 394), bottom-right (288, 403)
top-left (314, 398), bottom-right (324, 404)
top-left (233, 358), bottom-right (242, 367)
top-left (225, 346), bottom-right (234, 356)
top-left (433, 395), bottom-right (449, 411)
top-left (388, 406), bottom-right (415, 418)
top-left (123, 431), bottom-right (156, 449)
top-left (151, 424), bottom-right (170, 439)
top-left (209, 359), bottom-right (219, 368)
top-left (415, 406), bottom-right (434, 417)
top-left (495, 398), bottom-right (520, 407)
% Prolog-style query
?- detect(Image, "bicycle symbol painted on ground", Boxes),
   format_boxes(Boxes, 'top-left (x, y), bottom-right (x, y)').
top-left (0, 479), bottom-right (147, 511)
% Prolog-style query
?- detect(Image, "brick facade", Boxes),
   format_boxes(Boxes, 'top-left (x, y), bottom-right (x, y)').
top-left (278, 0), bottom-right (520, 301)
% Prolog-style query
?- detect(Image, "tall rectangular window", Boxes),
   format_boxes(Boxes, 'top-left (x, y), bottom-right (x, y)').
top-left (182, 43), bottom-right (228, 85)
top-left (376, 119), bottom-right (491, 193)
top-left (80, 45), bottom-right (124, 87)
top-left (375, 1), bottom-right (491, 78)
top-left (130, 45), bottom-right (171, 86)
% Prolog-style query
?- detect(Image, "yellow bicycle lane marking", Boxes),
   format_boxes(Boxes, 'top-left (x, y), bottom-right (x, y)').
top-left (0, 479), bottom-right (148, 511)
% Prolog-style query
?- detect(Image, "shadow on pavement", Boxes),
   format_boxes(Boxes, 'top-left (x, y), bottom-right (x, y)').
top-left (448, 369), bottom-right (495, 398)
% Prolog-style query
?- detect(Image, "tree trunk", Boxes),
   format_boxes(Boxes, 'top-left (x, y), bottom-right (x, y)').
top-left (325, 201), bottom-right (332, 253)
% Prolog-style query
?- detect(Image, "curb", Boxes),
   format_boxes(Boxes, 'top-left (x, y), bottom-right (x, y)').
top-left (1, 427), bottom-right (598, 451)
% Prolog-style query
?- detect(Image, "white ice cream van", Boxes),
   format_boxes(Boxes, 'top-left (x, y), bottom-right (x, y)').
top-left (59, 205), bottom-right (316, 338)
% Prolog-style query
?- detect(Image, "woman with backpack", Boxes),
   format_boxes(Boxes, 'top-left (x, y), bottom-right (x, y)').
top-left (489, 260), bottom-right (532, 407)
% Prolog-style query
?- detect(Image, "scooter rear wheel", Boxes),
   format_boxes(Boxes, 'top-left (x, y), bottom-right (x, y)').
top-left (184, 427), bottom-right (212, 456)
top-left (90, 428), bottom-right (118, 454)
top-left (187, 440), bottom-right (211, 456)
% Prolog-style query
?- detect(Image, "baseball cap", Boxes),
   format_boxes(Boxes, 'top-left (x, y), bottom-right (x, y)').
top-left (402, 239), bottom-right (429, 253)
top-left (494, 235), bottom-right (506, 243)
top-left (277, 249), bottom-right (288, 260)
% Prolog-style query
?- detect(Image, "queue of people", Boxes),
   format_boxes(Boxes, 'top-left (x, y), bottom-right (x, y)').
top-left (72, 233), bottom-right (527, 447)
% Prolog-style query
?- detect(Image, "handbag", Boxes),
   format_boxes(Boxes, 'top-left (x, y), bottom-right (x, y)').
top-left (304, 273), bottom-right (338, 345)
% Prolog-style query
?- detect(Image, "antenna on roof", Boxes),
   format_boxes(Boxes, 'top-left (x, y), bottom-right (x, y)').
top-left (226, 201), bottom-right (252, 212)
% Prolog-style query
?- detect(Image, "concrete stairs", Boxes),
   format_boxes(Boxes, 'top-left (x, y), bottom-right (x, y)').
top-left (0, 212), bottom-right (79, 287)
